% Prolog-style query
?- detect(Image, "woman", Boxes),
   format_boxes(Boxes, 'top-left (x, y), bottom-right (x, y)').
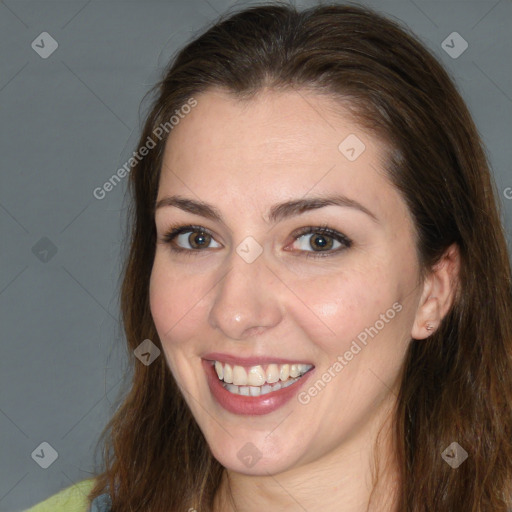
top-left (26, 2), bottom-right (512, 511)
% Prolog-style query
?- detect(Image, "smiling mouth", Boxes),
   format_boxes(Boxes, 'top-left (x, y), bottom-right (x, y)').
top-left (208, 360), bottom-right (314, 397)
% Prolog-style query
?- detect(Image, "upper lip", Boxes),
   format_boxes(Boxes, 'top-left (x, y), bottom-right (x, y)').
top-left (202, 352), bottom-right (314, 367)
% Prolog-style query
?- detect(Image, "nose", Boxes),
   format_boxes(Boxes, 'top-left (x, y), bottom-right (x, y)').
top-left (208, 252), bottom-right (283, 340)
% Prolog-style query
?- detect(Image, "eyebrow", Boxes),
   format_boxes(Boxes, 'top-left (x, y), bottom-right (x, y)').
top-left (154, 194), bottom-right (378, 224)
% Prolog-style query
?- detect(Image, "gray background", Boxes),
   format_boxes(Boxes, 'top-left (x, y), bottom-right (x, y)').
top-left (0, 0), bottom-right (511, 510)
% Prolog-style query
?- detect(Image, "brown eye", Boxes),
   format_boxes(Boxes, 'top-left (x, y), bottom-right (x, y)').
top-left (161, 225), bottom-right (221, 253)
top-left (289, 226), bottom-right (352, 259)
top-left (187, 231), bottom-right (211, 249)
top-left (309, 233), bottom-right (334, 251)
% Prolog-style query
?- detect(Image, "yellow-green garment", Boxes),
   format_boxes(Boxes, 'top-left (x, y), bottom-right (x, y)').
top-left (23, 478), bottom-right (111, 512)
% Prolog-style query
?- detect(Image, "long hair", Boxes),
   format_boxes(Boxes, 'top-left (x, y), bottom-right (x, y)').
top-left (88, 3), bottom-right (512, 510)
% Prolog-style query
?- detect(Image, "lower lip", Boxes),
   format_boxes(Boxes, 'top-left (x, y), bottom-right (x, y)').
top-left (202, 359), bottom-right (315, 416)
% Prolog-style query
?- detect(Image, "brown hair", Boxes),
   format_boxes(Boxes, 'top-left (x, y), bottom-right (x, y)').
top-left (89, 2), bottom-right (512, 510)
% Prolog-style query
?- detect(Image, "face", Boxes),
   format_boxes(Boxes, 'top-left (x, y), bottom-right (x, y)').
top-left (149, 87), bottom-right (424, 475)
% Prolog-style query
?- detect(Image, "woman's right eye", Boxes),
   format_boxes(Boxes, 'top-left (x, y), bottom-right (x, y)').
top-left (159, 223), bottom-right (353, 259)
top-left (161, 225), bottom-right (221, 254)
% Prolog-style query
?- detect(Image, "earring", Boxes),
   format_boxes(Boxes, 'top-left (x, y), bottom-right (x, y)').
top-left (426, 322), bottom-right (435, 332)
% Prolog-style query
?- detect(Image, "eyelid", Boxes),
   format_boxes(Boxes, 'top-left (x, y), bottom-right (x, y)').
top-left (291, 225), bottom-right (352, 248)
top-left (159, 223), bottom-right (352, 257)
top-left (159, 224), bottom-right (219, 253)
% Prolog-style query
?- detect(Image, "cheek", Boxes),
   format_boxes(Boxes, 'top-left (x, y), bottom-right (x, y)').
top-left (149, 261), bottom-right (173, 335)
top-left (148, 257), bottom-right (204, 345)
top-left (291, 264), bottom-right (398, 352)
top-left (149, 259), bottom-right (207, 385)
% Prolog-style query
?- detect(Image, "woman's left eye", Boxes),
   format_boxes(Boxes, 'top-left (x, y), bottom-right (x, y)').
top-left (290, 226), bottom-right (352, 258)
top-left (159, 224), bottom-right (352, 258)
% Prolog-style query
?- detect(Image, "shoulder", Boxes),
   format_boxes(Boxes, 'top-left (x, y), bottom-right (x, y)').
top-left (23, 478), bottom-right (111, 512)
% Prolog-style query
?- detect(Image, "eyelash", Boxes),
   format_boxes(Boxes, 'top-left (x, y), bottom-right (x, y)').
top-left (159, 223), bottom-right (353, 259)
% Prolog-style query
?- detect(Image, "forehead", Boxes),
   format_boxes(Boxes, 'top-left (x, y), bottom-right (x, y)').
top-left (158, 88), bottom-right (406, 224)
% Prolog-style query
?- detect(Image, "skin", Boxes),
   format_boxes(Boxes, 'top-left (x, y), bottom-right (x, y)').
top-left (149, 87), bottom-right (460, 511)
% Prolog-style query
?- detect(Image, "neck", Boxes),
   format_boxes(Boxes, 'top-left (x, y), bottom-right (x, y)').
top-left (213, 394), bottom-right (401, 512)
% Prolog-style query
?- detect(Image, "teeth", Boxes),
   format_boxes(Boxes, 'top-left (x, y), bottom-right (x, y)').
top-left (290, 364), bottom-right (300, 378)
top-left (266, 363), bottom-right (280, 383)
top-left (225, 383), bottom-right (238, 393)
top-left (261, 384), bottom-right (273, 394)
top-left (247, 366), bottom-right (266, 386)
top-left (214, 361), bottom-right (223, 380)
top-left (213, 361), bottom-right (313, 387)
top-left (223, 376), bottom-right (299, 396)
top-left (249, 386), bottom-right (261, 397)
top-left (223, 363), bottom-right (233, 383)
top-left (233, 365), bottom-right (248, 386)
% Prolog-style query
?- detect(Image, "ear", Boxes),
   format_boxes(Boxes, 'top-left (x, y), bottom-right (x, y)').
top-left (411, 243), bottom-right (461, 340)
